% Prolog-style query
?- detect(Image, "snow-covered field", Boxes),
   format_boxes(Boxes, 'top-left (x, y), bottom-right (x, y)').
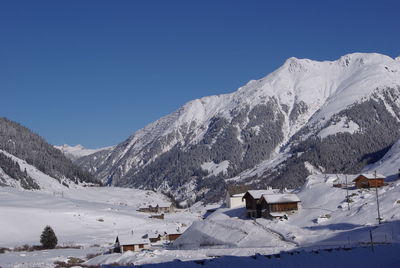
top-left (0, 186), bottom-right (201, 268)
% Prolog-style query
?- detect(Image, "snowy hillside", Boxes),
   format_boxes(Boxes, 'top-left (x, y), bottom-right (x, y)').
top-left (363, 139), bottom-right (400, 180)
top-left (77, 53), bottom-right (400, 204)
top-left (55, 144), bottom-right (114, 161)
top-left (0, 149), bottom-right (80, 191)
top-left (0, 117), bottom-right (98, 189)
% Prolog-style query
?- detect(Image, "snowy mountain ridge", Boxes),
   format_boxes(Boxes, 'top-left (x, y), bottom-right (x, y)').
top-left (77, 52), bottom-right (400, 204)
top-left (111, 53), bottom-right (400, 163)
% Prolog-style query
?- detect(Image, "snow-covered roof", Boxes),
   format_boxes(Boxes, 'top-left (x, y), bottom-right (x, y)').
top-left (262, 193), bottom-right (300, 204)
top-left (355, 173), bottom-right (386, 180)
top-left (116, 234), bottom-right (149, 245)
top-left (231, 193), bottom-right (245, 198)
top-left (246, 189), bottom-right (278, 199)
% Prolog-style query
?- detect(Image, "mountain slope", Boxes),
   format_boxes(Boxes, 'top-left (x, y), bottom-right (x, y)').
top-left (78, 53), bottom-right (400, 204)
top-left (0, 118), bottom-right (99, 189)
top-left (362, 139), bottom-right (400, 180)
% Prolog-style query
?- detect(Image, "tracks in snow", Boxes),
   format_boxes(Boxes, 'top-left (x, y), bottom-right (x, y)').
top-left (252, 219), bottom-right (299, 247)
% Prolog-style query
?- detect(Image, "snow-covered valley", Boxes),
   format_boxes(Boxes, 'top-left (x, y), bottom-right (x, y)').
top-left (2, 170), bottom-right (400, 267)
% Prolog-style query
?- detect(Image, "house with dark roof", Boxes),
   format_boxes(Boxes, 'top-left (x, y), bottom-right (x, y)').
top-left (353, 173), bottom-right (386, 188)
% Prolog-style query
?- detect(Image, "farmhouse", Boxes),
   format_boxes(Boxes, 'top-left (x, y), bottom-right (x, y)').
top-left (260, 193), bottom-right (301, 219)
top-left (353, 173), bottom-right (385, 188)
top-left (113, 234), bottom-right (150, 253)
top-left (226, 185), bottom-right (250, 208)
top-left (138, 202), bottom-right (174, 213)
top-left (242, 189), bottom-right (278, 218)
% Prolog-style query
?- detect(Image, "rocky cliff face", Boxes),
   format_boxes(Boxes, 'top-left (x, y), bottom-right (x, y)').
top-left (78, 53), bottom-right (400, 204)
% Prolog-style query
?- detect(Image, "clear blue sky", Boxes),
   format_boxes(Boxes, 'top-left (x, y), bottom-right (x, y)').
top-left (1, 0), bottom-right (399, 148)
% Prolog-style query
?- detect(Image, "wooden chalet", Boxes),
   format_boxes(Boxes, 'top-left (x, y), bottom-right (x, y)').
top-left (113, 234), bottom-right (150, 253)
top-left (353, 173), bottom-right (385, 188)
top-left (138, 202), bottom-right (174, 213)
top-left (242, 189), bottom-right (278, 218)
top-left (260, 193), bottom-right (300, 219)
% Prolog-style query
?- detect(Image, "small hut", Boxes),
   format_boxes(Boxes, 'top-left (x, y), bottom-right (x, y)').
top-left (113, 234), bottom-right (150, 253)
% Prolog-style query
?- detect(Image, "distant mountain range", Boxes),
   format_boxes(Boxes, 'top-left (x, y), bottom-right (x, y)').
top-left (75, 52), bottom-right (400, 205)
top-left (54, 144), bottom-right (114, 161)
top-left (0, 118), bottom-right (99, 190)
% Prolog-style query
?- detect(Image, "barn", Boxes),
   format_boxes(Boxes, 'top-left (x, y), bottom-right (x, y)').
top-left (113, 235), bottom-right (150, 253)
top-left (353, 173), bottom-right (385, 188)
top-left (260, 193), bottom-right (300, 219)
top-left (242, 189), bottom-right (279, 218)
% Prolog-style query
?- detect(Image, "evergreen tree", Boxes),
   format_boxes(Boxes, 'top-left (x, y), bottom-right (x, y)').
top-left (40, 225), bottom-right (58, 249)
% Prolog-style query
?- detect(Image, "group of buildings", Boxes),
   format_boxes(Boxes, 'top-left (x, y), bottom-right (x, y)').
top-left (227, 173), bottom-right (387, 220)
top-left (112, 230), bottom-right (182, 253)
top-left (111, 173), bottom-right (387, 254)
top-left (111, 201), bottom-right (181, 253)
top-left (227, 188), bottom-right (301, 219)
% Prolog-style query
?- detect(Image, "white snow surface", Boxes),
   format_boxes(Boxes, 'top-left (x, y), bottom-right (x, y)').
top-left (318, 117), bottom-right (360, 139)
top-left (201, 161), bottom-right (230, 177)
top-left (54, 144), bottom-right (114, 161)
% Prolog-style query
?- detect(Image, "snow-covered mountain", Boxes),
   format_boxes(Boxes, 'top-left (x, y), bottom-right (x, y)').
top-left (78, 53), bottom-right (400, 204)
top-left (0, 118), bottom-right (99, 190)
top-left (55, 144), bottom-right (114, 161)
